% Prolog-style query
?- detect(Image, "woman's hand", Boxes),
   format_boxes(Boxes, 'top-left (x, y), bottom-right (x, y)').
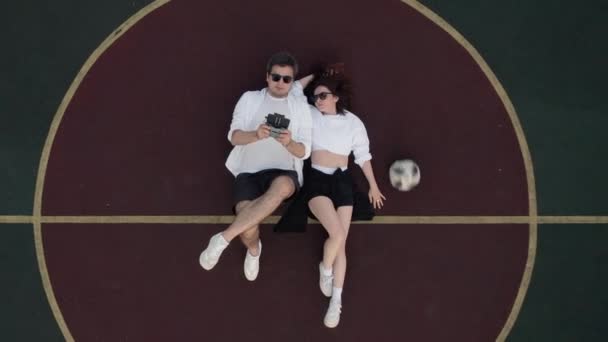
top-left (368, 186), bottom-right (386, 209)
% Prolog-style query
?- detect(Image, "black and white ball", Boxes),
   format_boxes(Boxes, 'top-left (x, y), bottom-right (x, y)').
top-left (389, 159), bottom-right (421, 191)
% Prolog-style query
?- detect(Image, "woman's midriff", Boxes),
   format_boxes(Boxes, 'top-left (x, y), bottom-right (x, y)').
top-left (311, 149), bottom-right (349, 168)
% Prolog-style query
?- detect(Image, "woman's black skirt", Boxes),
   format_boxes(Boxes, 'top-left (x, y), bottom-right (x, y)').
top-left (274, 163), bottom-right (375, 233)
top-left (304, 167), bottom-right (354, 208)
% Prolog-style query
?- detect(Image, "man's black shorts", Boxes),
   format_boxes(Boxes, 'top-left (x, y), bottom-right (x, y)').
top-left (233, 169), bottom-right (300, 210)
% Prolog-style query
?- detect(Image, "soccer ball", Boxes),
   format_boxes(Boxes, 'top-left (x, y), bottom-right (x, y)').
top-left (389, 159), bottom-right (421, 191)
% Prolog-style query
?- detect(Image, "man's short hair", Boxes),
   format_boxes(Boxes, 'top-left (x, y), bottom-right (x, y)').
top-left (266, 51), bottom-right (299, 76)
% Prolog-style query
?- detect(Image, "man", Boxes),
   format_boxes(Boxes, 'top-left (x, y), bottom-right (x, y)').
top-left (199, 52), bottom-right (313, 281)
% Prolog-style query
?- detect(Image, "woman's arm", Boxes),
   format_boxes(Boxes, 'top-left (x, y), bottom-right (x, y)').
top-left (360, 160), bottom-right (386, 209)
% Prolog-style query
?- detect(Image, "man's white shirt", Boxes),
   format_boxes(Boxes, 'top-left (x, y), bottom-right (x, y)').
top-left (225, 81), bottom-right (312, 186)
top-left (238, 94), bottom-right (293, 173)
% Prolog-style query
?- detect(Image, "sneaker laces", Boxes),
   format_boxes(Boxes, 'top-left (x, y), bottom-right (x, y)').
top-left (245, 245), bottom-right (260, 264)
top-left (245, 253), bottom-right (258, 264)
top-left (321, 273), bottom-right (333, 288)
top-left (244, 258), bottom-right (254, 272)
top-left (208, 246), bottom-right (222, 259)
top-left (328, 300), bottom-right (342, 316)
top-left (208, 238), bottom-right (224, 258)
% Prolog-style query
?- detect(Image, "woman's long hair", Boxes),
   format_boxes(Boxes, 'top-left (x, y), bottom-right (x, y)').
top-left (308, 76), bottom-right (352, 115)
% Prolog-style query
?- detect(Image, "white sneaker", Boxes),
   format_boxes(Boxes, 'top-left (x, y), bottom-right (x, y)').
top-left (324, 299), bottom-right (342, 328)
top-left (244, 240), bottom-right (262, 281)
top-left (319, 263), bottom-right (333, 297)
top-left (199, 233), bottom-right (229, 270)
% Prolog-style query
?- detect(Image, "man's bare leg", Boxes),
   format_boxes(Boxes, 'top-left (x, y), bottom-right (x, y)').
top-left (235, 201), bottom-right (260, 256)
top-left (222, 175), bottom-right (295, 242)
top-left (200, 175), bottom-right (295, 272)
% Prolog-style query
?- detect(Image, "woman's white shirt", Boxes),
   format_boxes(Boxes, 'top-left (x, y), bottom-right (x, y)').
top-left (310, 106), bottom-right (372, 167)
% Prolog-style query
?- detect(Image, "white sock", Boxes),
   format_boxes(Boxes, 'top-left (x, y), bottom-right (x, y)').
top-left (216, 233), bottom-right (229, 248)
top-left (332, 287), bottom-right (343, 303)
top-left (321, 264), bottom-right (333, 277)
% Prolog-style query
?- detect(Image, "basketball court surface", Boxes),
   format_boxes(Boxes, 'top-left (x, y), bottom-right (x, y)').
top-left (1, 0), bottom-right (606, 341)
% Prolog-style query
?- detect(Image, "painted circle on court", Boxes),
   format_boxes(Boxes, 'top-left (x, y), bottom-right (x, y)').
top-left (38, 0), bottom-right (534, 340)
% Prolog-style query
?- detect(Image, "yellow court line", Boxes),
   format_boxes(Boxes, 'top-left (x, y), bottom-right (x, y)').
top-left (0, 216), bottom-right (34, 224)
top-left (2, 215), bottom-right (608, 225)
top-left (538, 216), bottom-right (608, 224)
top-left (39, 215), bottom-right (531, 224)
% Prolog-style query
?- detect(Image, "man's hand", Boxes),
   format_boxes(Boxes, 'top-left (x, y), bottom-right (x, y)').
top-left (275, 129), bottom-right (292, 147)
top-left (256, 124), bottom-right (271, 140)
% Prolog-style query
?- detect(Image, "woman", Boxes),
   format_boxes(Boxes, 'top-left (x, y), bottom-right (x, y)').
top-left (300, 74), bottom-right (386, 328)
